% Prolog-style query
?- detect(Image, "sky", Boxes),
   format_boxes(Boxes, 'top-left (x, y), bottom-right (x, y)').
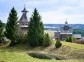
top-left (0, 0), bottom-right (84, 24)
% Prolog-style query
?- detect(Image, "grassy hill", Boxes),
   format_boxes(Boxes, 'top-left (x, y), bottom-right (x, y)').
top-left (0, 41), bottom-right (84, 62)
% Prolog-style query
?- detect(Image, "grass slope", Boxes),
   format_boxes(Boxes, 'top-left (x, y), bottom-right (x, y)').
top-left (0, 41), bottom-right (84, 62)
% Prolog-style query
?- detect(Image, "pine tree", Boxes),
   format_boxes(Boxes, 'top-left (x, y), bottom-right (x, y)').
top-left (27, 8), bottom-right (44, 47)
top-left (55, 39), bottom-right (62, 48)
top-left (0, 20), bottom-right (3, 37)
top-left (43, 33), bottom-right (51, 47)
top-left (0, 20), bottom-right (3, 27)
top-left (0, 20), bottom-right (3, 35)
top-left (5, 7), bottom-right (18, 46)
top-left (0, 20), bottom-right (4, 43)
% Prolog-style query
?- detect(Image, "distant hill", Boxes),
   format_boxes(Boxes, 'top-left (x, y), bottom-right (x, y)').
top-left (44, 24), bottom-right (84, 36)
top-left (44, 24), bottom-right (84, 30)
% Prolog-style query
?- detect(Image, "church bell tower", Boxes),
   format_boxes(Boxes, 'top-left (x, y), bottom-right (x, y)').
top-left (19, 6), bottom-right (28, 34)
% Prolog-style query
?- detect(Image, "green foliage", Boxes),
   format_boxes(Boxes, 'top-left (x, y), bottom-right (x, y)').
top-left (5, 7), bottom-right (18, 46)
top-left (55, 39), bottom-right (62, 48)
top-left (0, 20), bottom-right (4, 43)
top-left (0, 20), bottom-right (4, 37)
top-left (0, 20), bottom-right (3, 27)
top-left (27, 8), bottom-right (44, 47)
top-left (43, 33), bottom-right (52, 47)
top-left (16, 33), bottom-right (27, 44)
top-left (73, 29), bottom-right (84, 36)
top-left (66, 36), bottom-right (73, 42)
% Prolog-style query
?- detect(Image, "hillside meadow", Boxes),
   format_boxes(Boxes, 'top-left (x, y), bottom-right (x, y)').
top-left (0, 41), bottom-right (84, 62)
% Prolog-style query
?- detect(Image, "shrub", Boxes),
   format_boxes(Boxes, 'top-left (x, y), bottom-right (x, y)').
top-left (66, 36), bottom-right (73, 42)
top-left (55, 39), bottom-right (62, 48)
top-left (43, 33), bottom-right (52, 47)
top-left (16, 33), bottom-right (27, 44)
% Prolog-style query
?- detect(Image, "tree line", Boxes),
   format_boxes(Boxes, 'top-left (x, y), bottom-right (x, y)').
top-left (0, 7), bottom-right (52, 47)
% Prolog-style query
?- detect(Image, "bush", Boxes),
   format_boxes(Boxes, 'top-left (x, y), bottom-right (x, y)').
top-left (66, 36), bottom-right (73, 42)
top-left (16, 33), bottom-right (27, 44)
top-left (55, 39), bottom-right (62, 48)
top-left (43, 33), bottom-right (52, 47)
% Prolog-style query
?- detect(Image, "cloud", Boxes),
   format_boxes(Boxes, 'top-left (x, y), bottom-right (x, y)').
top-left (40, 11), bottom-right (84, 24)
top-left (0, 0), bottom-right (84, 24)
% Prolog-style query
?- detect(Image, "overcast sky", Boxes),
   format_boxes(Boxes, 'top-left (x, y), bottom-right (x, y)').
top-left (0, 0), bottom-right (84, 24)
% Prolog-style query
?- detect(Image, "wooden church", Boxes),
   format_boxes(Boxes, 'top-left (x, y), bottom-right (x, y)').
top-left (55, 20), bottom-right (73, 40)
top-left (18, 7), bottom-right (29, 34)
top-left (60, 21), bottom-right (73, 40)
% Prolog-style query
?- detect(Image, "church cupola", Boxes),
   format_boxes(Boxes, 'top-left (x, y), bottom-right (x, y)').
top-left (19, 6), bottom-right (28, 26)
top-left (60, 19), bottom-right (73, 40)
top-left (21, 7), bottom-right (28, 13)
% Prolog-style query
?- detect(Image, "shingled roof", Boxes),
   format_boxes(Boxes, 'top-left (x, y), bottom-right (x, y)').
top-left (19, 7), bottom-right (28, 23)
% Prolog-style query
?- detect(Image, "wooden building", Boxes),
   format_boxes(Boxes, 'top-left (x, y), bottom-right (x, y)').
top-left (54, 21), bottom-right (73, 40)
top-left (60, 21), bottom-right (73, 40)
top-left (18, 7), bottom-right (28, 34)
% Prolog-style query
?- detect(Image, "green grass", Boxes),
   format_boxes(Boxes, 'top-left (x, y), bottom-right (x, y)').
top-left (62, 41), bottom-right (84, 50)
top-left (0, 42), bottom-right (84, 62)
